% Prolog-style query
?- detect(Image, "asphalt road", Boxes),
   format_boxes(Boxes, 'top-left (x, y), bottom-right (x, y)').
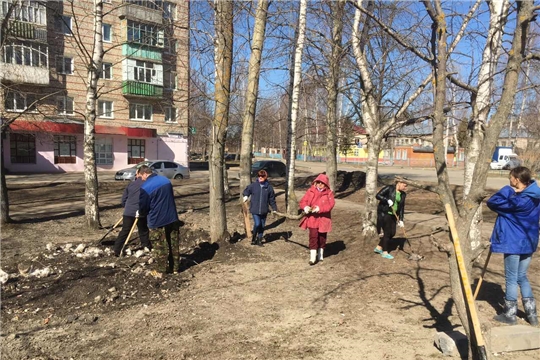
top-left (6, 160), bottom-right (510, 190)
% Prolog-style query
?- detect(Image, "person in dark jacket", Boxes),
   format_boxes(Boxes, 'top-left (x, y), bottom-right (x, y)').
top-left (242, 170), bottom-right (278, 246)
top-left (487, 166), bottom-right (540, 326)
top-left (139, 166), bottom-right (180, 273)
top-left (374, 180), bottom-right (407, 260)
top-left (299, 173), bottom-right (335, 265)
top-left (113, 166), bottom-right (151, 257)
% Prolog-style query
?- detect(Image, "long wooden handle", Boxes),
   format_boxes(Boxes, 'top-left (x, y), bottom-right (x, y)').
top-left (445, 204), bottom-right (486, 351)
top-left (473, 249), bottom-right (492, 300)
top-left (242, 202), bottom-right (252, 238)
top-left (121, 218), bottom-right (138, 256)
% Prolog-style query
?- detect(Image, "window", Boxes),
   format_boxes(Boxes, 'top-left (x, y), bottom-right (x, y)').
top-left (10, 133), bottom-right (35, 163)
top-left (128, 139), bottom-right (145, 164)
top-left (127, 20), bottom-right (164, 47)
top-left (163, 70), bottom-right (177, 90)
top-left (134, 60), bottom-right (155, 83)
top-left (57, 96), bottom-right (74, 115)
top-left (163, 2), bottom-right (176, 19)
top-left (3, 41), bottom-right (48, 67)
top-left (129, 103), bottom-right (152, 121)
top-left (54, 135), bottom-right (77, 164)
top-left (56, 15), bottom-right (72, 35)
top-left (5, 92), bottom-right (36, 112)
top-left (98, 100), bottom-right (113, 118)
top-left (56, 56), bottom-right (73, 74)
top-left (402, 149), bottom-right (408, 160)
top-left (125, 58), bottom-right (162, 85)
top-left (164, 37), bottom-right (176, 54)
top-left (95, 137), bottom-right (113, 165)
top-left (1, 0), bottom-right (47, 25)
top-left (125, 0), bottom-right (163, 10)
top-left (100, 62), bottom-right (112, 79)
top-left (164, 106), bottom-right (176, 123)
top-left (102, 23), bottom-right (112, 42)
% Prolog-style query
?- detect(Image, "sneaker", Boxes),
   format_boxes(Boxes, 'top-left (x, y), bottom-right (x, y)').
top-left (373, 247), bottom-right (383, 254)
top-left (381, 253), bottom-right (394, 260)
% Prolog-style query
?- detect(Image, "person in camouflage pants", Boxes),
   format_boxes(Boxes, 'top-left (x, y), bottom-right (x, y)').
top-left (150, 221), bottom-right (181, 273)
top-left (139, 166), bottom-right (180, 274)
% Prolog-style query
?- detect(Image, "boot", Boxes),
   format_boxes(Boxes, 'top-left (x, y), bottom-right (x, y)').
top-left (494, 299), bottom-right (518, 325)
top-left (523, 297), bottom-right (539, 326)
top-left (255, 236), bottom-right (264, 247)
top-left (309, 250), bottom-right (317, 265)
top-left (317, 248), bottom-right (324, 262)
top-left (251, 233), bottom-right (257, 245)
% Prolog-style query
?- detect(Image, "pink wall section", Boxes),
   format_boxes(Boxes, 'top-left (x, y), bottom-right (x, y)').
top-left (4, 133), bottom-right (189, 173)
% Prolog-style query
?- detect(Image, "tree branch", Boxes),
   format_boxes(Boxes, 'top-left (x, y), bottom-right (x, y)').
top-left (395, 176), bottom-right (439, 194)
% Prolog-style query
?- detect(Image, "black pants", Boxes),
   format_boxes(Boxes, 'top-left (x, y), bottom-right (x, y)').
top-left (377, 213), bottom-right (396, 252)
top-left (114, 215), bottom-right (150, 256)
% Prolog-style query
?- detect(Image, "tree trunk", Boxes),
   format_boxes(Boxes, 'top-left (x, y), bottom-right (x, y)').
top-left (325, 0), bottom-right (345, 192)
top-left (239, 0), bottom-right (269, 193)
top-left (0, 135), bottom-right (11, 224)
top-left (362, 141), bottom-right (380, 236)
top-left (285, 0), bottom-right (307, 215)
top-left (209, 0), bottom-right (233, 242)
top-left (83, 0), bottom-right (104, 229)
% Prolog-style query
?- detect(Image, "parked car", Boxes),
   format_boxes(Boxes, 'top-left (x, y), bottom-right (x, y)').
top-left (502, 156), bottom-right (521, 170)
top-left (115, 160), bottom-right (190, 181)
top-left (225, 153), bottom-right (239, 161)
top-left (250, 160), bottom-right (287, 178)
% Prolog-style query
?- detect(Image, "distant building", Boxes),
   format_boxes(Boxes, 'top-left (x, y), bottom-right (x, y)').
top-left (1, 0), bottom-right (189, 173)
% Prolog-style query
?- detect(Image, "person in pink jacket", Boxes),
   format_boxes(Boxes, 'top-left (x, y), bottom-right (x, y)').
top-left (299, 174), bottom-right (336, 265)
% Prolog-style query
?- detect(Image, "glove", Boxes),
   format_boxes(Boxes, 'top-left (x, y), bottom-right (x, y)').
top-left (398, 221), bottom-right (404, 228)
top-left (387, 199), bottom-right (393, 206)
top-left (243, 196), bottom-right (249, 203)
top-left (135, 210), bottom-right (139, 218)
top-left (303, 206), bottom-right (311, 213)
top-left (311, 206), bottom-right (320, 213)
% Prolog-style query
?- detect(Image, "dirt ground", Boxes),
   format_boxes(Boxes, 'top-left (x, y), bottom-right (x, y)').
top-left (1, 171), bottom-right (539, 360)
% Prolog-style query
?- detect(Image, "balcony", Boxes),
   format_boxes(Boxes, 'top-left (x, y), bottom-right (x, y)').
top-left (1, 64), bottom-right (49, 85)
top-left (118, 3), bottom-right (162, 25)
top-left (7, 21), bottom-right (47, 42)
top-left (122, 43), bottom-right (162, 62)
top-left (122, 81), bottom-right (163, 97)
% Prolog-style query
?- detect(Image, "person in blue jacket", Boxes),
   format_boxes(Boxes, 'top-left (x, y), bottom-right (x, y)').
top-left (113, 166), bottom-right (151, 256)
top-left (139, 166), bottom-right (180, 273)
top-left (242, 170), bottom-right (278, 246)
top-left (487, 166), bottom-right (540, 326)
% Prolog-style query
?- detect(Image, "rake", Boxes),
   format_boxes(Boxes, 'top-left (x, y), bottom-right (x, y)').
top-left (391, 208), bottom-right (424, 261)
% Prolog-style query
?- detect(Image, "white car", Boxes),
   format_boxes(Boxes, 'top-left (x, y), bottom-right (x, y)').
top-left (115, 160), bottom-right (190, 181)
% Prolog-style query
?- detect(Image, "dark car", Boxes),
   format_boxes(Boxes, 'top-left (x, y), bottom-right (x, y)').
top-left (251, 160), bottom-right (287, 178)
top-left (502, 157), bottom-right (521, 170)
top-left (224, 153), bottom-right (239, 161)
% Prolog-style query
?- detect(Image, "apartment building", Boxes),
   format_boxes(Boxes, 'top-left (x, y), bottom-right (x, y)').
top-left (1, 0), bottom-right (189, 173)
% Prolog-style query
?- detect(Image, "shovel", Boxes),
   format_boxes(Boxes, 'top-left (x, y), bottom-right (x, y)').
top-left (120, 218), bottom-right (138, 256)
top-left (97, 217), bottom-right (123, 245)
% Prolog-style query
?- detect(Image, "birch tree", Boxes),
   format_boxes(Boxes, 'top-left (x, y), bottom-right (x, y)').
top-left (239, 0), bottom-right (270, 192)
top-left (351, 0), bottom-right (430, 236)
top-left (324, 0), bottom-right (345, 192)
top-left (285, 0), bottom-right (307, 214)
top-left (209, 0), bottom-right (234, 242)
top-left (83, 0), bottom-right (104, 229)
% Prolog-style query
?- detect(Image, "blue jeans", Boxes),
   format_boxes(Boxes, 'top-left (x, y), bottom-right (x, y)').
top-left (504, 254), bottom-right (533, 301)
top-left (252, 214), bottom-right (267, 239)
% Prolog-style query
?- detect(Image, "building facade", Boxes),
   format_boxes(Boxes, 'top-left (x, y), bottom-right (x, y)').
top-left (1, 0), bottom-right (189, 173)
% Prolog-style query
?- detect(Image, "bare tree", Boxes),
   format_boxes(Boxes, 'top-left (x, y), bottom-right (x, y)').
top-left (209, 0), bottom-right (234, 242)
top-left (239, 0), bottom-right (270, 192)
top-left (82, 0), bottom-right (104, 229)
top-left (324, 0), bottom-right (345, 192)
top-left (285, 0), bottom-right (307, 214)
